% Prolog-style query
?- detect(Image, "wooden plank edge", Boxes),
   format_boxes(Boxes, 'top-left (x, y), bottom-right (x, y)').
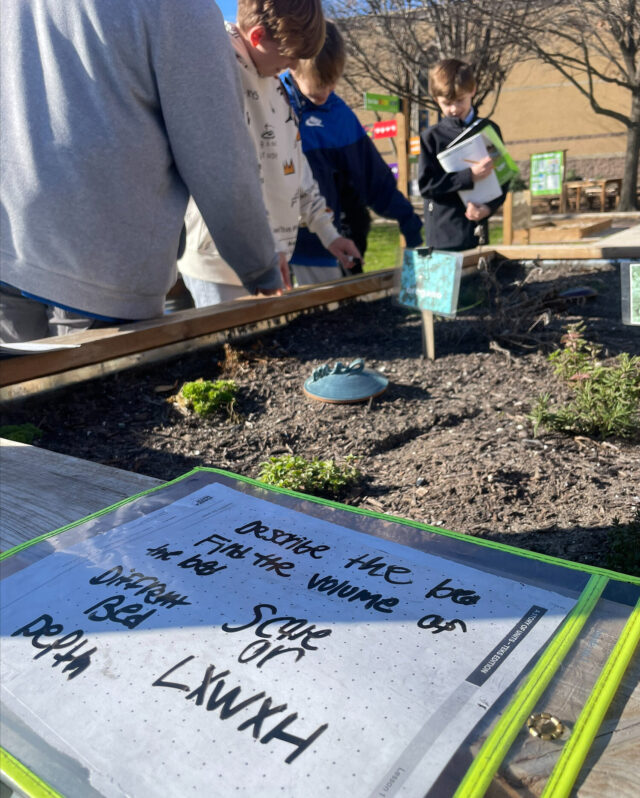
top-left (0, 272), bottom-right (391, 388)
top-left (0, 315), bottom-right (294, 401)
top-left (1, 257), bottom-right (489, 392)
top-left (494, 243), bottom-right (639, 259)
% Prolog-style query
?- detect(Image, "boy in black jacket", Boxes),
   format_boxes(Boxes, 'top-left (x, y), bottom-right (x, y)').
top-left (418, 59), bottom-right (508, 251)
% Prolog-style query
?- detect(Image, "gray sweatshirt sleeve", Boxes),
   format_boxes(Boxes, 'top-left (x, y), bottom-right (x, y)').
top-left (152, 1), bottom-right (281, 293)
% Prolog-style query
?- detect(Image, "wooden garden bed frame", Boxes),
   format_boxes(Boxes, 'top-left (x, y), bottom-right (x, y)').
top-left (2, 237), bottom-right (637, 399)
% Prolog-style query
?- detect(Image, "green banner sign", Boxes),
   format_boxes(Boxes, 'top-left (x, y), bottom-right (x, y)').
top-left (363, 91), bottom-right (400, 113)
top-left (530, 150), bottom-right (565, 196)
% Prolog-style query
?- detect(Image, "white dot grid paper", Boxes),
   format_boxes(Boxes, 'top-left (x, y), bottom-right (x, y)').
top-left (0, 483), bottom-right (576, 797)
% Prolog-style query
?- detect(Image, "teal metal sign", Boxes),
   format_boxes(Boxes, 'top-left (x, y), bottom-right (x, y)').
top-left (397, 249), bottom-right (463, 317)
top-left (363, 91), bottom-right (400, 113)
top-left (631, 263), bottom-right (640, 325)
top-left (621, 262), bottom-right (640, 325)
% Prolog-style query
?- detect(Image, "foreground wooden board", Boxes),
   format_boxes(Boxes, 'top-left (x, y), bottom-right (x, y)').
top-left (0, 438), bottom-right (161, 551)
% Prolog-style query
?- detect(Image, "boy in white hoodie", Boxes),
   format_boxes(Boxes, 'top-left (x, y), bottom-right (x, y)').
top-left (178, 0), bottom-right (361, 306)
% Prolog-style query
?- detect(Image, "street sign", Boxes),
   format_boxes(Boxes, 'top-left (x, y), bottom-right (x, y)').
top-left (372, 120), bottom-right (397, 139)
top-left (409, 136), bottom-right (421, 156)
top-left (363, 92), bottom-right (400, 113)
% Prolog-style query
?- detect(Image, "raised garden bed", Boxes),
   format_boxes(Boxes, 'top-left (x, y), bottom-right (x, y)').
top-left (512, 218), bottom-right (613, 244)
top-left (2, 258), bottom-right (638, 572)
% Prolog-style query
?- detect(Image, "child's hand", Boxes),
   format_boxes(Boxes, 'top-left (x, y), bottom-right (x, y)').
top-left (470, 156), bottom-right (493, 180)
top-left (465, 202), bottom-right (490, 221)
top-left (278, 252), bottom-right (292, 290)
top-left (328, 237), bottom-right (362, 270)
top-left (254, 253), bottom-right (291, 296)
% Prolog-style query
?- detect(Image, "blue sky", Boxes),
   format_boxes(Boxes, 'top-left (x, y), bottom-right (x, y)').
top-left (216, 0), bottom-right (237, 21)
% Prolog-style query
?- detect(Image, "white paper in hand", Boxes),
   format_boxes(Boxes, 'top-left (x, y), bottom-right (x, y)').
top-left (437, 135), bottom-right (502, 204)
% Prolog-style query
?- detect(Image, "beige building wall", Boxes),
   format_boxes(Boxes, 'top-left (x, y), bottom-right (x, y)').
top-left (343, 56), bottom-right (632, 185)
top-left (490, 59), bottom-right (630, 181)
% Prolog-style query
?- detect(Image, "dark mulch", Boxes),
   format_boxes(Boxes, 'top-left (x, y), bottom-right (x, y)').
top-left (3, 259), bottom-right (638, 570)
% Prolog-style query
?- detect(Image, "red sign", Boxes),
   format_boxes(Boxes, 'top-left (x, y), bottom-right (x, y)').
top-left (372, 120), bottom-right (397, 139)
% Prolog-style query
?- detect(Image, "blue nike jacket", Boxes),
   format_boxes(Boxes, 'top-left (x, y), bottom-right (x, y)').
top-left (281, 72), bottom-right (423, 267)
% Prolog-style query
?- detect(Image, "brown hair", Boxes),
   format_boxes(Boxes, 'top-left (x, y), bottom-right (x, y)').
top-left (294, 19), bottom-right (346, 86)
top-left (429, 59), bottom-right (476, 100)
top-left (237, 0), bottom-right (325, 60)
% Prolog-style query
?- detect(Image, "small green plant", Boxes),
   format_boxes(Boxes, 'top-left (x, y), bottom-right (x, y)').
top-left (0, 423), bottom-right (43, 444)
top-left (258, 454), bottom-right (361, 499)
top-left (606, 508), bottom-right (640, 577)
top-left (529, 323), bottom-right (640, 439)
top-left (178, 379), bottom-right (238, 418)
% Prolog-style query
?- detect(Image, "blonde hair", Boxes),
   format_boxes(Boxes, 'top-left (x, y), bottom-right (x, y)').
top-left (294, 19), bottom-right (345, 86)
top-left (237, 0), bottom-right (325, 60)
top-left (429, 59), bottom-right (476, 100)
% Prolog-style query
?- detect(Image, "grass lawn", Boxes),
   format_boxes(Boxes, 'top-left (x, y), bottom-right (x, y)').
top-left (489, 222), bottom-right (503, 244)
top-left (363, 223), bottom-right (401, 272)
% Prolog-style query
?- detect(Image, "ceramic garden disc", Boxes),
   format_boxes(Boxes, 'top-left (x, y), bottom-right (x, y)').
top-left (303, 359), bottom-right (388, 404)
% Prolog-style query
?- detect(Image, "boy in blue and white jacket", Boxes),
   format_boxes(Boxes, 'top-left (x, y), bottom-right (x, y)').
top-left (281, 20), bottom-right (423, 286)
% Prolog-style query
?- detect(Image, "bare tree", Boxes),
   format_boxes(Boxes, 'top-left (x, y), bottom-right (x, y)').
top-left (495, 0), bottom-right (639, 210)
top-left (325, 1), bottom-right (537, 115)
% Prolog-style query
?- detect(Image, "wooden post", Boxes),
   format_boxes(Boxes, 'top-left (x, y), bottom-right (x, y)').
top-left (559, 148), bottom-right (568, 213)
top-left (559, 182), bottom-right (567, 213)
top-left (397, 96), bottom-right (435, 358)
top-left (502, 191), bottom-right (513, 245)
top-left (395, 98), bottom-right (409, 198)
top-left (393, 94), bottom-right (434, 359)
top-left (421, 311), bottom-right (435, 360)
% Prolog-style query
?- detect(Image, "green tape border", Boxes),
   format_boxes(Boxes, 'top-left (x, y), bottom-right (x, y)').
top-left (2, 467), bottom-right (639, 586)
top-left (540, 595), bottom-right (640, 798)
top-left (453, 573), bottom-right (609, 798)
top-left (0, 747), bottom-right (63, 798)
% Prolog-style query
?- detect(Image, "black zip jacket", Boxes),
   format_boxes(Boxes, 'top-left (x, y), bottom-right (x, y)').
top-left (418, 111), bottom-right (508, 251)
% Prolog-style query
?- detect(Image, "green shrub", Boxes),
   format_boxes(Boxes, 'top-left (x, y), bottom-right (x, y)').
top-left (0, 423), bottom-right (43, 444)
top-left (258, 454), bottom-right (361, 499)
top-left (606, 509), bottom-right (640, 577)
top-left (178, 379), bottom-right (237, 418)
top-left (510, 175), bottom-right (528, 191)
top-left (529, 323), bottom-right (640, 439)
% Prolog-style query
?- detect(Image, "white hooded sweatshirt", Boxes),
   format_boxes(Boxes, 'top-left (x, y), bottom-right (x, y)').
top-left (178, 22), bottom-right (340, 286)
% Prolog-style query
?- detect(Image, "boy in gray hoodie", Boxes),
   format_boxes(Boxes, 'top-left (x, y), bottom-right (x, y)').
top-left (1, 0), bottom-right (282, 343)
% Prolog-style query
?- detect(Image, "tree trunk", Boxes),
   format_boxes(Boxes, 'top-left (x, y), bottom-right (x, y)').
top-left (619, 91), bottom-right (640, 211)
